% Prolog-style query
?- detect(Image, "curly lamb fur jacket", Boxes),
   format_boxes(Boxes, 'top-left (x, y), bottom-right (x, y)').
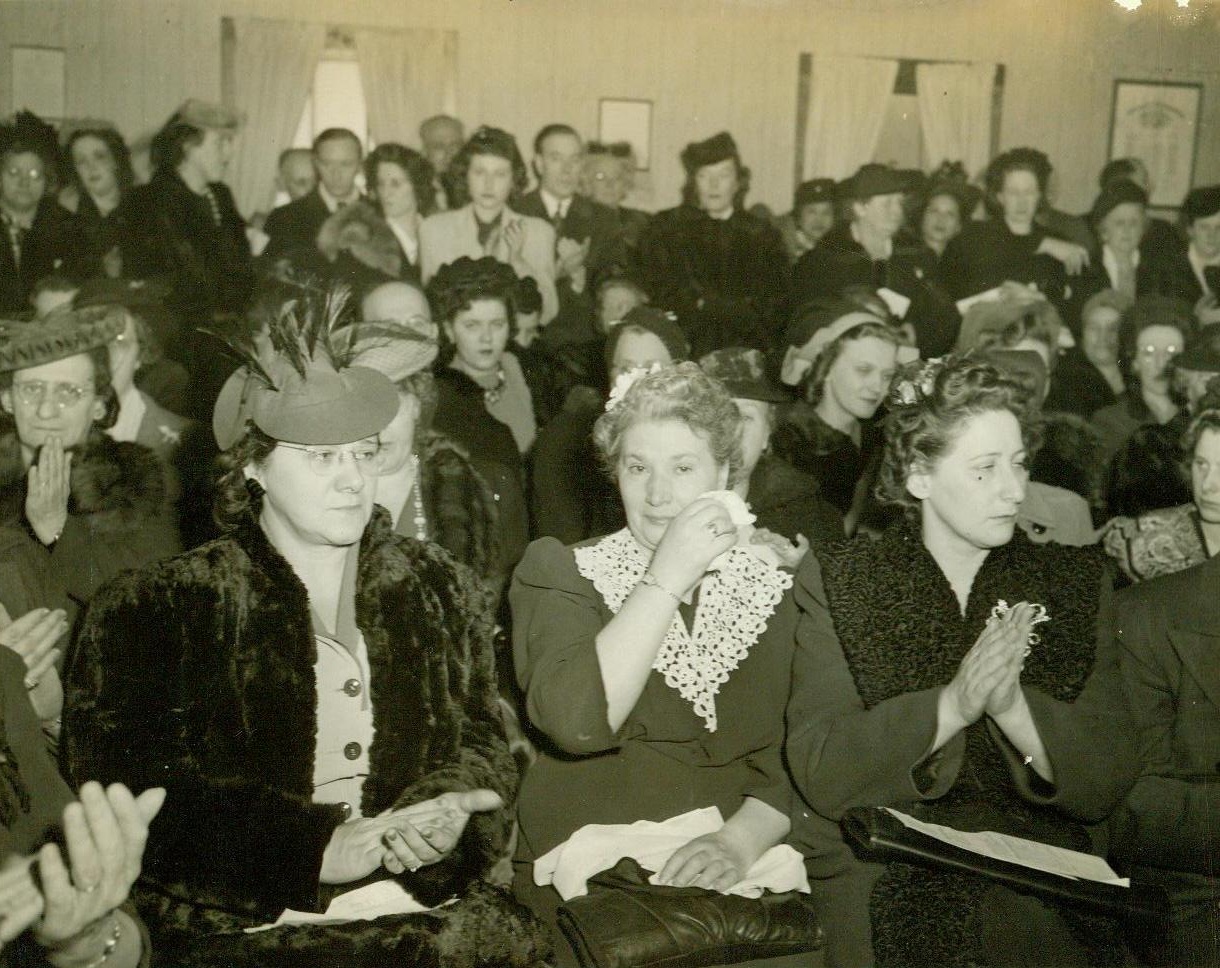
top-left (62, 505), bottom-right (548, 967)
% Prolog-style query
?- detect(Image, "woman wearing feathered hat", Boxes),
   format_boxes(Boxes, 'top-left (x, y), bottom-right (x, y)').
top-left (62, 292), bottom-right (546, 967)
top-left (638, 131), bottom-right (789, 359)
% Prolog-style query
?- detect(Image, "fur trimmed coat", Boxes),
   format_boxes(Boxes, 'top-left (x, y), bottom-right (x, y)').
top-left (787, 521), bottom-right (1138, 968)
top-left (0, 431), bottom-right (180, 610)
top-left (62, 506), bottom-right (547, 967)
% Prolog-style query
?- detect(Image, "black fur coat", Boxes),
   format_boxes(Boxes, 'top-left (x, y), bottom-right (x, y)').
top-left (0, 431), bottom-right (179, 609)
top-left (63, 507), bottom-right (546, 967)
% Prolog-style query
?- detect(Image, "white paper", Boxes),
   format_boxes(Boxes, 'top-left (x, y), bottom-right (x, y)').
top-left (954, 286), bottom-right (1006, 316)
top-left (876, 287), bottom-right (911, 319)
top-left (885, 809), bottom-right (1129, 886)
top-left (244, 879), bottom-right (436, 933)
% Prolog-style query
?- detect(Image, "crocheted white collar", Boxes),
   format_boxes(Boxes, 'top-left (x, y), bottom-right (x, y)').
top-left (574, 529), bottom-right (793, 732)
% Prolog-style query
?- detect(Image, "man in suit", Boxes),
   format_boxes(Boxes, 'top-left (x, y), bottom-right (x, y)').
top-left (516, 124), bottom-right (627, 348)
top-left (263, 128), bottom-right (363, 262)
top-left (1111, 553), bottom-right (1220, 967)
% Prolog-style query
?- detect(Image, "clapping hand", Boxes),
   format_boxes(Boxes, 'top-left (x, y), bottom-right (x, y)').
top-left (943, 607), bottom-right (1031, 728)
top-left (501, 219), bottom-right (526, 258)
top-left (31, 783), bottom-right (165, 948)
top-left (26, 438), bottom-right (72, 547)
top-left (0, 604), bottom-right (68, 722)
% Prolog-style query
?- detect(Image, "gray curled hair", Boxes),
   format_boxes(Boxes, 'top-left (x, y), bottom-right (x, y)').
top-left (592, 362), bottom-right (744, 487)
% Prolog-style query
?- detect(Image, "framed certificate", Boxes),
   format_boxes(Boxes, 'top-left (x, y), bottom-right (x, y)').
top-left (1108, 79), bottom-right (1202, 209)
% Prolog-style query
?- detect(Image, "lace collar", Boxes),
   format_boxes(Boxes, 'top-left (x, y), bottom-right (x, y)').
top-left (574, 529), bottom-right (792, 732)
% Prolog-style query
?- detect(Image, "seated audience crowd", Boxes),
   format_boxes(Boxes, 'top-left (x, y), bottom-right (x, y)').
top-left (0, 93), bottom-right (1216, 968)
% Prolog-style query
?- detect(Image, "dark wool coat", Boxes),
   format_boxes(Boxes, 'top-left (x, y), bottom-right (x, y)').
top-left (62, 507), bottom-right (547, 968)
top-left (787, 522), bottom-right (1138, 968)
top-left (639, 204), bottom-right (789, 358)
top-left (0, 431), bottom-right (180, 610)
top-left (0, 198), bottom-right (74, 314)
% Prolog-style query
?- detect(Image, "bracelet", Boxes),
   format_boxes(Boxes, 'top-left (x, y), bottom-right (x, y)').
top-left (638, 571), bottom-right (681, 605)
top-left (79, 913), bottom-right (121, 968)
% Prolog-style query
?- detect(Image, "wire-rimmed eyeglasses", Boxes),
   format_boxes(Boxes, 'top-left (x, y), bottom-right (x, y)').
top-left (10, 380), bottom-right (95, 412)
top-left (277, 441), bottom-right (385, 476)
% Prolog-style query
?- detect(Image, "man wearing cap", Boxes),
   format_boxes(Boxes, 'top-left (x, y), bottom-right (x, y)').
top-left (1150, 185), bottom-right (1220, 328)
top-left (264, 128), bottom-right (365, 263)
top-left (775, 178), bottom-right (837, 264)
top-left (791, 164), bottom-right (959, 357)
top-left (63, 296), bottom-right (546, 966)
top-left (638, 132), bottom-right (789, 359)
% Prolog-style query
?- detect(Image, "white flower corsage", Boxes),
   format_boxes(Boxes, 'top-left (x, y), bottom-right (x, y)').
top-left (605, 362), bottom-right (663, 412)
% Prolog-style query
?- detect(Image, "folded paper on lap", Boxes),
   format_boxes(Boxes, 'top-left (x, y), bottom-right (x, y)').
top-left (244, 879), bottom-right (439, 933)
top-left (534, 806), bottom-right (811, 901)
top-left (884, 807), bottom-right (1130, 886)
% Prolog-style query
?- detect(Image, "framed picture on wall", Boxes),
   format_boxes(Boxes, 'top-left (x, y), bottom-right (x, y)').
top-left (1108, 79), bottom-right (1202, 209)
top-left (598, 98), bottom-right (652, 170)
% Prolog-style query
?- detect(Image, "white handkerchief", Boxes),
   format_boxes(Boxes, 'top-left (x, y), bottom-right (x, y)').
top-left (534, 807), bottom-right (810, 901)
top-left (244, 879), bottom-right (436, 933)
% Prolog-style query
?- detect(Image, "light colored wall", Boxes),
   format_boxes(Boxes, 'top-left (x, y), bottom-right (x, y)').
top-left (1, 0), bottom-right (1216, 215)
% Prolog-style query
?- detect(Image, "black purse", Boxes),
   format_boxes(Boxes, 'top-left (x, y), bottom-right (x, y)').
top-left (554, 858), bottom-right (823, 968)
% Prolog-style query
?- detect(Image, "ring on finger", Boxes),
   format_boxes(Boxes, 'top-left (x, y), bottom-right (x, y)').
top-left (23, 677), bottom-right (37, 691)
top-left (80, 881), bottom-right (100, 895)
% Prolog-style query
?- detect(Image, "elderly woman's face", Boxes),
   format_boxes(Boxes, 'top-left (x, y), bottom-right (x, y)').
top-left (997, 169), bottom-right (1041, 228)
top-left (921, 194), bottom-right (963, 248)
top-left (248, 436), bottom-right (380, 549)
top-left (853, 192), bottom-right (905, 240)
top-left (1131, 324), bottom-right (1184, 393)
top-left (735, 398), bottom-right (773, 479)
top-left (617, 418), bottom-right (729, 551)
top-left (1099, 202), bottom-right (1146, 255)
top-left (2, 354), bottom-right (106, 457)
top-left (1081, 307), bottom-right (1121, 368)
top-left (374, 161), bottom-right (418, 220)
top-left (582, 155), bottom-right (628, 207)
top-left (907, 408), bottom-right (1028, 554)
top-left (1192, 427), bottom-right (1220, 524)
top-left (445, 298), bottom-right (510, 376)
top-left (694, 159), bottom-right (739, 218)
top-left (467, 154), bottom-right (513, 213)
top-left (71, 135), bottom-right (119, 199)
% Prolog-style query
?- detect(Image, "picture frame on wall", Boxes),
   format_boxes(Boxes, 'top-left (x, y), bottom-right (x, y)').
top-left (1108, 79), bottom-right (1202, 209)
top-left (598, 98), bottom-right (652, 171)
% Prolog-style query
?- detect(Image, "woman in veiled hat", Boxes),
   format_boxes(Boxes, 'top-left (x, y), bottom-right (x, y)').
top-left (62, 292), bottom-right (547, 967)
top-left (0, 307), bottom-right (181, 616)
top-left (638, 132), bottom-right (789, 359)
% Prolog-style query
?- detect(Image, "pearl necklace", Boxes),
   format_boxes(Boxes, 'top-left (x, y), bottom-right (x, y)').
top-left (408, 454), bottom-right (428, 540)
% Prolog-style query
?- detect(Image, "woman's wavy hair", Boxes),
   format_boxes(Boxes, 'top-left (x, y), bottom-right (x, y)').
top-left (804, 320), bottom-right (902, 405)
top-left (445, 126), bottom-right (529, 208)
top-left (64, 127), bottom-right (135, 195)
top-left (680, 158), bottom-right (751, 210)
top-left (876, 355), bottom-right (1043, 515)
top-left (364, 142), bottom-right (437, 219)
top-left (426, 255), bottom-right (519, 328)
top-left (983, 147), bottom-right (1052, 218)
top-left (592, 361), bottom-right (744, 487)
top-left (212, 425), bottom-right (276, 530)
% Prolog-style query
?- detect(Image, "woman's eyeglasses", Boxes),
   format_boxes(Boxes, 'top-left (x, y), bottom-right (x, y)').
top-left (11, 380), bottom-right (94, 411)
top-left (278, 442), bottom-right (384, 476)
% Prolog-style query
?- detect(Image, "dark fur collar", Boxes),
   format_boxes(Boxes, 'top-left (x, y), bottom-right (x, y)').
top-left (0, 431), bottom-right (167, 533)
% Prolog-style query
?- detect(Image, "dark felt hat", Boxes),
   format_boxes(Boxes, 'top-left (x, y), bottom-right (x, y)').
top-left (604, 306), bottom-right (691, 368)
top-left (698, 347), bottom-right (790, 403)
top-left (73, 277), bottom-right (173, 313)
top-left (0, 306), bottom-right (126, 373)
top-left (837, 164), bottom-right (917, 202)
top-left (1182, 185), bottom-right (1220, 225)
top-left (1088, 179), bottom-right (1148, 228)
top-left (794, 178), bottom-right (836, 210)
top-left (680, 132), bottom-right (740, 174)
top-left (918, 178), bottom-right (984, 220)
